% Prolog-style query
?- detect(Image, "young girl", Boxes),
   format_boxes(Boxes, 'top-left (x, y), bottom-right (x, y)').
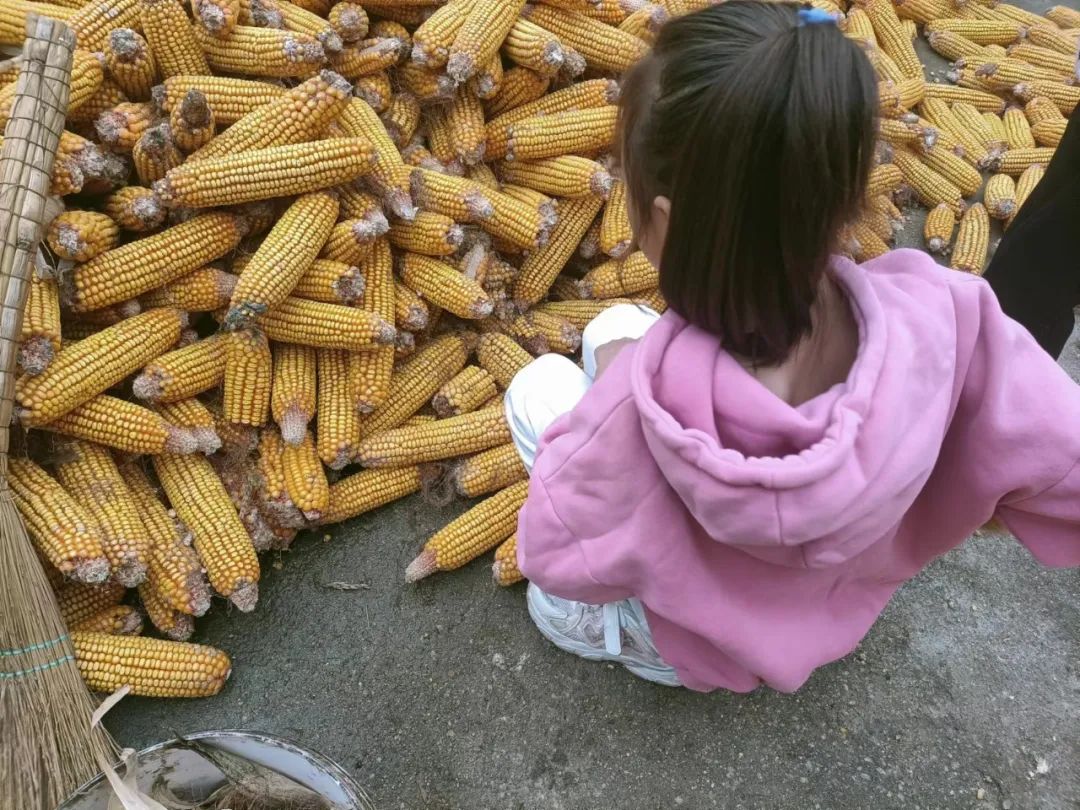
top-left (504, 1), bottom-right (1080, 692)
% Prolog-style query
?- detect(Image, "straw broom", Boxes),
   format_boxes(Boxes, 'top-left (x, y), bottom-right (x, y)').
top-left (0, 15), bottom-right (118, 809)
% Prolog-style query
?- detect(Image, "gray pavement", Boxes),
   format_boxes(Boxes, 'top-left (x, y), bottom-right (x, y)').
top-left (105, 5), bottom-right (1080, 806)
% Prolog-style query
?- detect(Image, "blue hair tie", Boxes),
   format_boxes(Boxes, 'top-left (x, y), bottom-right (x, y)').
top-left (798, 7), bottom-right (838, 26)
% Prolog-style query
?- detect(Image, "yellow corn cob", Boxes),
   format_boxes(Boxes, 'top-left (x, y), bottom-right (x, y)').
top-left (359, 334), bottom-right (470, 435)
top-left (600, 180), bottom-right (632, 257)
top-left (317, 219), bottom-right (377, 265)
top-left (67, 0), bottom-right (140, 50)
top-left (619, 4), bottom-right (667, 43)
top-left (446, 0), bottom-right (524, 82)
top-left (259, 0), bottom-right (342, 54)
top-left (919, 144), bottom-right (984, 197)
top-left (141, 266), bottom-right (237, 312)
top-left (155, 75), bottom-right (286, 125)
top-left (925, 18), bottom-right (1023, 46)
top-left (1007, 42), bottom-right (1075, 77)
top-left (281, 430), bottom-right (328, 519)
top-left (313, 348), bottom-right (359, 469)
top-left (579, 251), bottom-right (659, 299)
top-left (0, 0), bottom-right (76, 45)
top-left (866, 0), bottom-right (923, 81)
top-left (406, 480), bottom-right (528, 581)
top-left (454, 443), bottom-right (527, 499)
top-left (101, 185), bottom-right (165, 232)
top-left (138, 580), bottom-right (193, 640)
top-left (133, 333), bottom-right (227, 403)
top-left (878, 116), bottom-right (936, 151)
top-left (1003, 106), bottom-right (1036, 149)
top-left (401, 252), bottom-right (493, 319)
top-left (18, 272), bottom-right (62, 376)
top-left (257, 296), bottom-right (395, 350)
top-left (381, 92), bottom-right (421, 147)
top-left (223, 327), bottom-right (272, 426)
top-left (189, 71), bottom-right (351, 162)
top-left (486, 76), bottom-right (618, 157)
top-left (480, 186), bottom-right (556, 250)
top-left (16, 308), bottom-right (184, 426)
top-left (973, 58), bottom-right (1064, 92)
top-left (950, 202), bottom-right (990, 274)
top-left (319, 466), bottom-right (421, 524)
top-left (93, 100), bottom-right (156, 153)
top-left (926, 30), bottom-right (985, 61)
top-left (503, 16), bottom-right (564, 75)
top-left (484, 66), bottom-right (550, 119)
top-left (506, 105), bottom-right (618, 163)
top-left (192, 0), bottom-right (241, 37)
top-left (432, 366), bottom-right (498, 418)
top-left (498, 155), bottom-right (612, 199)
top-left (525, 4), bottom-right (647, 74)
top-left (132, 122), bottom-right (183, 186)
top-left (256, 428), bottom-right (297, 515)
top-left (354, 71), bottom-right (392, 112)
top-left (425, 104), bottom-right (457, 166)
top-left (996, 147), bottom-right (1056, 175)
top-left (270, 343), bottom-right (317, 444)
top-left (411, 0), bottom-right (473, 67)
top-left (70, 212), bottom-right (241, 312)
top-left (348, 239), bottom-right (395, 413)
top-left (1009, 161), bottom-right (1045, 225)
top-left (1025, 96), bottom-right (1064, 126)
top-left (168, 89), bottom-right (215, 153)
top-left (153, 451), bottom-right (259, 609)
top-left (1030, 118), bottom-right (1066, 147)
top-left (847, 221), bottom-right (891, 262)
top-left (331, 37), bottom-right (401, 79)
top-left (894, 0), bottom-right (950, 24)
top-left (515, 310), bottom-right (582, 354)
top-left (893, 149), bottom-right (965, 215)
top-left (1045, 5), bottom-right (1080, 28)
top-left (193, 24), bottom-right (325, 78)
top-left (357, 403), bottom-right (509, 469)
top-left (72, 631), bottom-right (231, 697)
top-left (923, 202), bottom-right (957, 254)
top-left (71, 604), bottom-right (143, 635)
top-left (357, 1), bottom-right (428, 25)
top-left (226, 192), bottom-right (338, 328)
top-left (56, 581), bottom-right (125, 628)
top-left (513, 195), bottom-right (605, 307)
top-left (140, 0), bottom-right (212, 77)
top-left (920, 97), bottom-right (992, 168)
top-left (329, 2), bottom-right (368, 42)
top-left (9, 458), bottom-right (108, 584)
top-left (842, 7), bottom-right (877, 46)
top-left (55, 439), bottom-right (151, 587)
top-left (467, 161), bottom-right (500, 189)
top-left (922, 82), bottom-right (1006, 115)
top-left (388, 212), bottom-right (464, 257)
top-left (446, 88), bottom-right (486, 165)
top-left (156, 138), bottom-right (373, 208)
top-left (983, 173), bottom-right (1017, 220)
top-left (409, 167), bottom-right (495, 222)
top-left (398, 58), bottom-right (455, 104)
top-left (535, 297), bottom-right (637, 329)
top-left (476, 332), bottom-right (533, 388)
top-left (1012, 81), bottom-right (1079, 116)
top-left (471, 49), bottom-right (504, 99)
top-left (395, 278), bottom-right (427, 330)
top-left (155, 398), bottom-right (221, 455)
top-left (492, 533), bottom-right (523, 586)
top-left (104, 28), bottom-right (157, 101)
top-left (45, 394), bottom-right (198, 455)
top-left (292, 259), bottom-right (365, 305)
top-left (1025, 24), bottom-right (1077, 57)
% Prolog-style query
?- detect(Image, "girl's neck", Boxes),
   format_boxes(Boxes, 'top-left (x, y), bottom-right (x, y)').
top-left (733, 275), bottom-right (859, 407)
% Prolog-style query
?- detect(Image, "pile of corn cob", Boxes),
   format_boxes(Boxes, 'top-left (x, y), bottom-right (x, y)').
top-left (2, 0), bottom-right (1072, 699)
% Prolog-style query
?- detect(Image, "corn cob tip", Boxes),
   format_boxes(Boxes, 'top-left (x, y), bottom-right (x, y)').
top-left (72, 557), bottom-right (111, 585)
top-left (284, 35), bottom-right (327, 64)
top-left (94, 111), bottom-right (136, 149)
top-left (405, 548), bottom-right (437, 582)
top-left (230, 579), bottom-right (259, 612)
top-left (279, 405), bottom-right (310, 446)
top-left (108, 27), bottom-right (142, 60)
top-left (165, 425), bottom-right (202, 455)
top-left (132, 370), bottom-right (167, 402)
top-left (384, 188), bottom-right (419, 222)
top-left (318, 31), bottom-right (345, 56)
top-left (197, 2), bottom-right (230, 33)
top-left (118, 607), bottom-right (146, 635)
top-left (177, 90), bottom-right (213, 129)
top-left (115, 558), bottom-right (149, 588)
top-left (319, 68), bottom-right (353, 95)
top-left (357, 209), bottom-right (391, 240)
top-left (492, 558), bottom-right (523, 587)
top-left (373, 317), bottom-right (397, 345)
top-left (160, 612), bottom-right (195, 641)
top-left (446, 53), bottom-right (478, 85)
top-left (17, 336), bottom-right (55, 376)
top-left (222, 303), bottom-right (269, 331)
top-left (250, 0), bottom-right (284, 27)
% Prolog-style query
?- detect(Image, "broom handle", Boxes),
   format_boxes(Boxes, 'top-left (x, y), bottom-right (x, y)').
top-left (0, 15), bottom-right (73, 463)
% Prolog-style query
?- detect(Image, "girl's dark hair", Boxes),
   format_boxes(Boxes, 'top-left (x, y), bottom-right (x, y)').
top-left (617, 1), bottom-right (878, 365)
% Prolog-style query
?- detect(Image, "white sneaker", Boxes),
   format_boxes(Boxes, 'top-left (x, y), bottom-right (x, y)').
top-left (526, 583), bottom-right (681, 687)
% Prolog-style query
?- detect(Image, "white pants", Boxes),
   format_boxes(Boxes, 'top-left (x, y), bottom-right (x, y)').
top-left (504, 304), bottom-right (678, 683)
top-left (504, 304), bottom-right (661, 471)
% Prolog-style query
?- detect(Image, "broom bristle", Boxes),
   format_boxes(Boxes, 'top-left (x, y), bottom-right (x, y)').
top-left (0, 16), bottom-right (119, 809)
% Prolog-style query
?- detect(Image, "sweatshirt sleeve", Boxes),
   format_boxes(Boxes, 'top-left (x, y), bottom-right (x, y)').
top-left (954, 279), bottom-right (1080, 568)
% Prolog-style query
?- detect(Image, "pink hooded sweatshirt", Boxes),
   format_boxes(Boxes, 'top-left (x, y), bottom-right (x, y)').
top-left (516, 250), bottom-right (1080, 693)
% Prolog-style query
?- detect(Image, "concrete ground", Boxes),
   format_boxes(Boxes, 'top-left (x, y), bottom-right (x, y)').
top-left (106, 8), bottom-right (1079, 808)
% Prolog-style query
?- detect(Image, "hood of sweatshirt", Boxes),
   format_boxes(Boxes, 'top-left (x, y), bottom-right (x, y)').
top-left (629, 255), bottom-right (958, 569)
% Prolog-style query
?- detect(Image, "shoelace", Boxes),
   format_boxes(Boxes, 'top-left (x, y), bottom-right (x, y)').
top-left (602, 602), bottom-right (622, 655)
